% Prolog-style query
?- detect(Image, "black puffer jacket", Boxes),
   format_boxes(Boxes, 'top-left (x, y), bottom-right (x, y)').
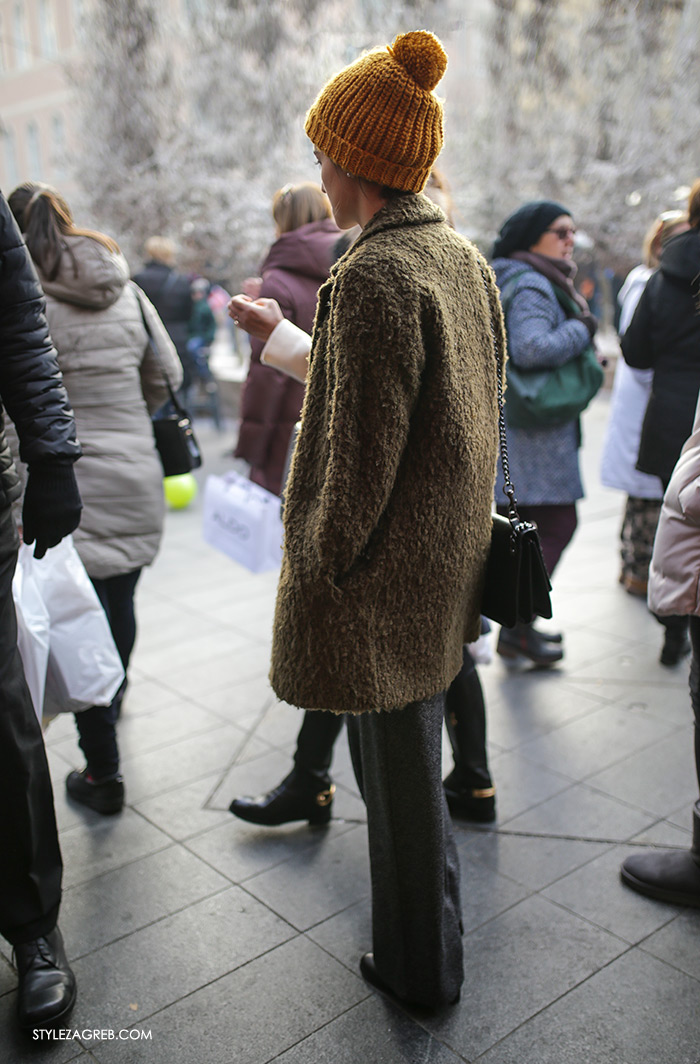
top-left (622, 227), bottom-right (700, 483)
top-left (131, 260), bottom-right (192, 358)
top-left (0, 193), bottom-right (80, 511)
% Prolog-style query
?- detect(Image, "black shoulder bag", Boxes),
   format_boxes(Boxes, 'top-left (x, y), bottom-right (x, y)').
top-left (132, 283), bottom-right (202, 478)
top-left (478, 265), bottom-right (553, 627)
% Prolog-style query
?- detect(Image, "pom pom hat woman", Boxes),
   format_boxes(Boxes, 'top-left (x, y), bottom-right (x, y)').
top-left (270, 32), bottom-right (502, 1008)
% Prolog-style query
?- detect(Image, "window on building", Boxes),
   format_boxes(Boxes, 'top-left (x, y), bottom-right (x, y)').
top-left (12, 3), bottom-right (31, 70)
top-left (51, 113), bottom-right (66, 176)
top-left (38, 0), bottom-right (58, 58)
top-left (26, 121), bottom-right (42, 178)
top-left (3, 129), bottom-right (19, 186)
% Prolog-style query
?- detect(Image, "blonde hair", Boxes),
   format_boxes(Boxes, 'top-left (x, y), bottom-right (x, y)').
top-left (642, 210), bottom-right (688, 268)
top-left (272, 183), bottom-right (331, 235)
top-left (144, 236), bottom-right (176, 265)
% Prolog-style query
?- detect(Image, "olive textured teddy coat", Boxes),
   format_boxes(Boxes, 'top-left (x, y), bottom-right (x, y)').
top-left (270, 195), bottom-right (502, 714)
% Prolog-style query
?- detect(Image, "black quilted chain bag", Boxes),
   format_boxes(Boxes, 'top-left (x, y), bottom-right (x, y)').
top-left (478, 266), bottom-right (553, 628)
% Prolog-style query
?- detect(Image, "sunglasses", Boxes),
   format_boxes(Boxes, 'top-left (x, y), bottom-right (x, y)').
top-left (545, 226), bottom-right (577, 241)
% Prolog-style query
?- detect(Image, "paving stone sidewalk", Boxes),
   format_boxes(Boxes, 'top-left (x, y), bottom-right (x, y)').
top-left (3, 392), bottom-right (700, 1064)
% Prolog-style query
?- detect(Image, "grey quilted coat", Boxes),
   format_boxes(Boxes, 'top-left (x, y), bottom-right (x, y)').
top-left (35, 234), bottom-right (182, 578)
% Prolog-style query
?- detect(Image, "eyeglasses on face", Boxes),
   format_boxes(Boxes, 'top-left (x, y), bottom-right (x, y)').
top-left (545, 226), bottom-right (577, 241)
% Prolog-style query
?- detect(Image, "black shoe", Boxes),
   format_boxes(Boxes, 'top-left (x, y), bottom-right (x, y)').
top-left (660, 629), bottom-right (691, 667)
top-left (532, 627), bottom-right (563, 644)
top-left (620, 800), bottom-right (700, 906)
top-left (497, 623), bottom-right (564, 667)
top-left (66, 768), bottom-right (124, 815)
top-left (15, 928), bottom-right (76, 1030)
top-left (359, 952), bottom-right (460, 1010)
top-left (443, 771), bottom-right (496, 823)
top-left (229, 770), bottom-right (335, 826)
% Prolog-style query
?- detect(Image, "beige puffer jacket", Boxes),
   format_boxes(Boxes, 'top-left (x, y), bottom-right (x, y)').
top-left (648, 394), bottom-right (700, 618)
top-left (37, 234), bottom-right (182, 579)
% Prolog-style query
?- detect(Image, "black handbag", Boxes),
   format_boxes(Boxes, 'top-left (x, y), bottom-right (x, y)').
top-left (132, 283), bottom-right (202, 477)
top-left (478, 265), bottom-right (553, 628)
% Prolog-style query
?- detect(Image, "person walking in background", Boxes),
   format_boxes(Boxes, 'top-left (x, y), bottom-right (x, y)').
top-left (601, 210), bottom-right (689, 598)
top-left (491, 200), bottom-right (601, 667)
top-left (186, 277), bottom-right (220, 426)
top-left (621, 180), bottom-right (700, 667)
top-left (9, 183), bottom-right (182, 816)
top-left (234, 182), bottom-right (339, 497)
top-left (257, 30), bottom-right (501, 1010)
top-left (132, 236), bottom-right (193, 395)
top-left (620, 391), bottom-right (700, 905)
top-left (0, 190), bottom-right (81, 1030)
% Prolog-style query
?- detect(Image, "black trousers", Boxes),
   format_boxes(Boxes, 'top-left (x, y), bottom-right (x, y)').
top-left (74, 568), bottom-right (141, 779)
top-left (0, 508), bottom-right (62, 946)
top-left (293, 649), bottom-right (492, 791)
top-left (346, 694), bottom-right (464, 1007)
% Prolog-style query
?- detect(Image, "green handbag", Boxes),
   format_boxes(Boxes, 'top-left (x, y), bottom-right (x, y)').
top-left (500, 273), bottom-right (604, 430)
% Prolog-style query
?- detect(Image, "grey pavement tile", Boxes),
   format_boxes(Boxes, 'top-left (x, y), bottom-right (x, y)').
top-left (132, 627), bottom-right (254, 677)
top-left (84, 936), bottom-right (367, 1064)
top-left (114, 701), bottom-right (240, 761)
top-left (629, 817), bottom-right (694, 847)
top-left (586, 729), bottom-right (697, 818)
top-left (542, 844), bottom-right (683, 944)
top-left (0, 997), bottom-right (85, 1063)
top-left (205, 747), bottom-right (297, 812)
top-left (476, 947), bottom-right (700, 1064)
top-left (58, 809), bottom-right (173, 890)
top-left (515, 701), bottom-right (678, 781)
top-left (479, 673), bottom-right (609, 752)
top-left (245, 700), bottom-right (309, 751)
top-left (270, 996), bottom-right (465, 1064)
top-left (501, 782), bottom-right (656, 842)
top-left (193, 674), bottom-right (275, 721)
top-left (69, 886), bottom-right (295, 1031)
top-left (608, 680), bottom-right (693, 727)
top-left (642, 910), bottom-right (700, 982)
top-left (547, 626), bottom-right (638, 673)
top-left (459, 829), bottom-right (609, 892)
top-left (158, 642), bottom-right (273, 701)
top-left (424, 894), bottom-right (626, 1059)
top-left (119, 676), bottom-right (191, 717)
top-left (306, 899), bottom-right (372, 970)
top-left (456, 848), bottom-right (531, 933)
top-left (116, 722), bottom-right (250, 804)
top-left (0, 952), bottom-right (15, 995)
top-left (243, 824), bottom-right (371, 930)
top-left (567, 640), bottom-right (690, 687)
top-left (483, 749), bottom-right (572, 823)
top-left (60, 845), bottom-right (230, 957)
top-left (132, 772), bottom-right (234, 840)
top-left (185, 811), bottom-right (359, 886)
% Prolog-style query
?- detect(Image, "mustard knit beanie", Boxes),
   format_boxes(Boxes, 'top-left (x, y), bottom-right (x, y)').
top-left (304, 30), bottom-right (447, 194)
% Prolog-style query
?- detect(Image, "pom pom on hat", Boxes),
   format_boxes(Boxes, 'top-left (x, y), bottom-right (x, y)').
top-left (389, 31), bottom-right (447, 92)
top-left (304, 30), bottom-right (447, 193)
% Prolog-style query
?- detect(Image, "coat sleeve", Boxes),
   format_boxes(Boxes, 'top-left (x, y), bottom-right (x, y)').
top-left (133, 285), bottom-right (184, 413)
top-left (310, 264), bottom-right (424, 577)
top-left (620, 280), bottom-right (655, 369)
top-left (506, 277), bottom-right (591, 370)
top-left (0, 194), bottom-right (80, 466)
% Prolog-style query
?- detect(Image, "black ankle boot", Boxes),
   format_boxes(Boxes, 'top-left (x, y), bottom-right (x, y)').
top-left (660, 627), bottom-right (691, 667)
top-left (14, 927), bottom-right (76, 1030)
top-left (620, 801), bottom-right (700, 906)
top-left (497, 622), bottom-right (564, 666)
top-left (66, 768), bottom-right (124, 815)
top-left (229, 770), bottom-right (335, 826)
top-left (443, 770), bottom-right (496, 823)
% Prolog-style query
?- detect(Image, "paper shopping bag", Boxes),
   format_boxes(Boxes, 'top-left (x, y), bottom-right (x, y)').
top-left (202, 472), bottom-right (283, 573)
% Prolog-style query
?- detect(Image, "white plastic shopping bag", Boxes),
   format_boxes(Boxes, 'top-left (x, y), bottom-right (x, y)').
top-left (26, 537), bottom-right (125, 715)
top-left (12, 544), bottom-right (51, 724)
top-left (202, 472), bottom-right (284, 573)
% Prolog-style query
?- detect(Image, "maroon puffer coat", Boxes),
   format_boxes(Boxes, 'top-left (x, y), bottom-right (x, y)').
top-left (235, 217), bottom-right (340, 495)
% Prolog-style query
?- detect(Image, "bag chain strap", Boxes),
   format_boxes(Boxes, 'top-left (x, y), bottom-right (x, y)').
top-left (477, 262), bottom-right (518, 521)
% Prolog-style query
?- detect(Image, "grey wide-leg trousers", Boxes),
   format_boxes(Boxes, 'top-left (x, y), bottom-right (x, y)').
top-left (346, 691), bottom-right (464, 1007)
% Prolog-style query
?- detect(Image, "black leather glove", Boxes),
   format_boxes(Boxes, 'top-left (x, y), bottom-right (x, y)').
top-left (576, 311), bottom-right (598, 339)
top-left (22, 462), bottom-right (82, 559)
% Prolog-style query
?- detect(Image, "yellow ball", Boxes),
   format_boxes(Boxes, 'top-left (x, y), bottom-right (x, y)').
top-left (164, 472), bottom-right (198, 510)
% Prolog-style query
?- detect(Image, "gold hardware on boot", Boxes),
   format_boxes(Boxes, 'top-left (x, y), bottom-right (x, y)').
top-left (316, 784), bottom-right (336, 807)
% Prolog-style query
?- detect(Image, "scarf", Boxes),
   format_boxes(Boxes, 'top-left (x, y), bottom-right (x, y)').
top-left (511, 250), bottom-right (589, 315)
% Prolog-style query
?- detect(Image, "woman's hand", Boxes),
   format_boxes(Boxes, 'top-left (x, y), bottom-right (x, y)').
top-left (228, 295), bottom-right (284, 342)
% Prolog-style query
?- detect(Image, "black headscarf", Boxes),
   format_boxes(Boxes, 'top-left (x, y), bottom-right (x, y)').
top-left (492, 200), bottom-right (570, 259)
